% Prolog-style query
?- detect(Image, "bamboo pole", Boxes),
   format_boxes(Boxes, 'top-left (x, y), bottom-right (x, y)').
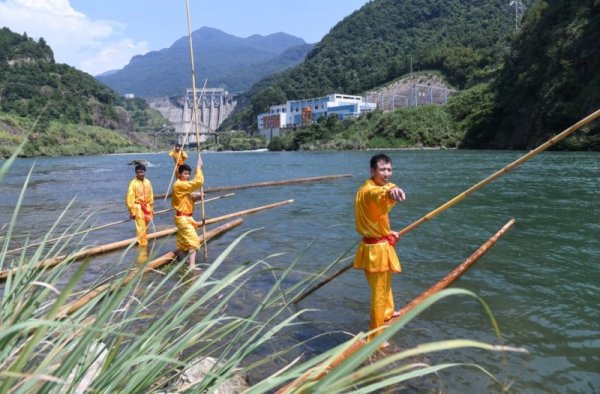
top-left (185, 0), bottom-right (208, 260)
top-left (0, 199), bottom-right (293, 280)
top-left (57, 218), bottom-right (243, 318)
top-left (5, 193), bottom-right (235, 255)
top-left (155, 174), bottom-right (352, 199)
top-left (293, 108), bottom-right (600, 303)
top-left (278, 218), bottom-right (515, 393)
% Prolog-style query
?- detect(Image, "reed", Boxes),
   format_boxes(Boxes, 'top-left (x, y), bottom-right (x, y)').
top-left (0, 150), bottom-right (524, 393)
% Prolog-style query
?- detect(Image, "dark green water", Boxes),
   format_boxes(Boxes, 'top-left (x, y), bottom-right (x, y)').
top-left (1, 150), bottom-right (599, 393)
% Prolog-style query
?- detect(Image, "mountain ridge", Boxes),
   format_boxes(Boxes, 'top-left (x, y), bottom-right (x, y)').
top-left (97, 26), bottom-right (312, 97)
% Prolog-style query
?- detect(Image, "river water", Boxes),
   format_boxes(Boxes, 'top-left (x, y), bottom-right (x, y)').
top-left (1, 150), bottom-right (599, 393)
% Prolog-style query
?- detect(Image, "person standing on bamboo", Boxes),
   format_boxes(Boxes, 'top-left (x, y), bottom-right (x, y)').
top-left (126, 164), bottom-right (154, 250)
top-left (354, 153), bottom-right (406, 346)
top-left (169, 143), bottom-right (188, 173)
top-left (172, 156), bottom-right (204, 269)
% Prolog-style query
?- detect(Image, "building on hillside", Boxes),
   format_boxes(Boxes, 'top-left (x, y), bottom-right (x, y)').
top-left (257, 93), bottom-right (376, 140)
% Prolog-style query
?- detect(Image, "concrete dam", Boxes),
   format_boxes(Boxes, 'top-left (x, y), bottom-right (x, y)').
top-left (148, 88), bottom-right (237, 145)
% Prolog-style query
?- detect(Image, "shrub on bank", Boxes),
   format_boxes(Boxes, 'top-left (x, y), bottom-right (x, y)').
top-left (267, 105), bottom-right (462, 151)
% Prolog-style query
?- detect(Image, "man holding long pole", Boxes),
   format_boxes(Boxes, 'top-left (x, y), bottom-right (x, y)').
top-left (354, 153), bottom-right (406, 346)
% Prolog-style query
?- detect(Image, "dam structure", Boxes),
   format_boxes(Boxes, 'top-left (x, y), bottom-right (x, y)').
top-left (148, 88), bottom-right (237, 145)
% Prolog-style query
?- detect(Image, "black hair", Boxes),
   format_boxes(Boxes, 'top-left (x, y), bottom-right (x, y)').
top-left (134, 164), bottom-right (146, 172)
top-left (178, 163), bottom-right (192, 174)
top-left (370, 153), bottom-right (392, 170)
top-left (175, 143), bottom-right (182, 148)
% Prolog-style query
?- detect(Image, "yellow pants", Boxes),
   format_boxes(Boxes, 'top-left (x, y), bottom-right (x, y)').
top-left (136, 245), bottom-right (149, 264)
top-left (134, 209), bottom-right (151, 247)
top-left (364, 270), bottom-right (395, 341)
top-left (174, 216), bottom-right (200, 251)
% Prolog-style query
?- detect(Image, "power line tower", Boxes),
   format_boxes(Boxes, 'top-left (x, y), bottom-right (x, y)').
top-left (509, 0), bottom-right (525, 31)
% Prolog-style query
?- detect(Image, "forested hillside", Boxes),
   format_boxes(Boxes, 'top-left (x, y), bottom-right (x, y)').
top-left (462, 0), bottom-right (600, 149)
top-left (223, 0), bottom-right (519, 131)
top-left (97, 27), bottom-right (313, 97)
top-left (0, 27), bottom-right (167, 157)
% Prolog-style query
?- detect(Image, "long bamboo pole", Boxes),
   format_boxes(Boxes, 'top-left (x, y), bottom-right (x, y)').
top-left (5, 193), bottom-right (234, 255)
top-left (185, 0), bottom-right (208, 260)
top-left (154, 174), bottom-right (352, 199)
top-left (293, 108), bottom-right (600, 304)
top-left (278, 218), bottom-right (515, 394)
top-left (0, 199), bottom-right (293, 280)
top-left (57, 218), bottom-right (243, 318)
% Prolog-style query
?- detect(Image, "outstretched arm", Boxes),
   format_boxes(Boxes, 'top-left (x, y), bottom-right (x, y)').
top-left (389, 187), bottom-right (406, 202)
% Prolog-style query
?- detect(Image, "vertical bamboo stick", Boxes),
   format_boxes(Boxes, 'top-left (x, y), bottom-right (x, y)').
top-left (185, 0), bottom-right (208, 259)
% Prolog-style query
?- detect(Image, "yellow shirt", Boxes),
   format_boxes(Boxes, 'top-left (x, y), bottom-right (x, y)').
top-left (171, 169), bottom-right (204, 215)
top-left (169, 149), bottom-right (188, 166)
top-left (126, 178), bottom-right (154, 216)
top-left (353, 179), bottom-right (401, 273)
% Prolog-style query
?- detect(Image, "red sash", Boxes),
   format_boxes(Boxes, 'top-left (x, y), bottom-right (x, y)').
top-left (363, 234), bottom-right (397, 247)
top-left (140, 203), bottom-right (153, 222)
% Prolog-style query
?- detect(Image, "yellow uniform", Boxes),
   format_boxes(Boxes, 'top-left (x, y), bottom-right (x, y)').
top-left (172, 168), bottom-right (204, 251)
top-left (169, 149), bottom-right (188, 168)
top-left (353, 179), bottom-right (401, 340)
top-left (126, 177), bottom-right (154, 247)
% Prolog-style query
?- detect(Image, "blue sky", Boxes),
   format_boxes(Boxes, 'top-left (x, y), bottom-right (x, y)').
top-left (0, 0), bottom-right (370, 75)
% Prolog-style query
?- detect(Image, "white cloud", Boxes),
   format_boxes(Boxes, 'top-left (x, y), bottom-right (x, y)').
top-left (0, 0), bottom-right (148, 75)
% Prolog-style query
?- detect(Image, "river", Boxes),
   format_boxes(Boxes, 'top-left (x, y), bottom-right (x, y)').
top-left (1, 150), bottom-right (599, 393)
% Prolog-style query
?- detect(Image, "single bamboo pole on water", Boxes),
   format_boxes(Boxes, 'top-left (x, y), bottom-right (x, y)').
top-left (0, 199), bottom-right (293, 280)
top-left (278, 218), bottom-right (515, 394)
top-left (292, 108), bottom-right (600, 304)
top-left (154, 174), bottom-right (352, 199)
top-left (5, 193), bottom-right (234, 255)
top-left (57, 218), bottom-right (243, 318)
top-left (185, 0), bottom-right (209, 260)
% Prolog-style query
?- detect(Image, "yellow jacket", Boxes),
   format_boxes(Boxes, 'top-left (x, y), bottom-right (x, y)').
top-left (171, 169), bottom-right (204, 215)
top-left (169, 149), bottom-right (188, 166)
top-left (126, 178), bottom-right (154, 217)
top-left (353, 179), bottom-right (401, 273)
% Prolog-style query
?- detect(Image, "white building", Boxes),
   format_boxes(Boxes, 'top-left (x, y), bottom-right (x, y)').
top-left (257, 94), bottom-right (376, 140)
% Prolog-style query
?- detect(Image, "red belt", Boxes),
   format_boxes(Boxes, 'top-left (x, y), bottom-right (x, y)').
top-left (363, 234), bottom-right (397, 247)
top-left (176, 211), bottom-right (192, 217)
top-left (140, 203), bottom-right (152, 215)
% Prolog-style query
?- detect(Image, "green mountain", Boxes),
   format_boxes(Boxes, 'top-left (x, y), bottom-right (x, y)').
top-left (97, 27), bottom-right (313, 97)
top-left (223, 0), bottom-right (519, 131)
top-left (0, 27), bottom-right (167, 157)
top-left (461, 0), bottom-right (600, 149)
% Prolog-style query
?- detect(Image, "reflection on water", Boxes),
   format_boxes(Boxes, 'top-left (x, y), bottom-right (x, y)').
top-left (1, 150), bottom-right (599, 392)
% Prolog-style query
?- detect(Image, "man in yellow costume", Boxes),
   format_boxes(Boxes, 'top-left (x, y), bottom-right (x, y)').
top-left (126, 164), bottom-right (154, 250)
top-left (168, 143), bottom-right (188, 172)
top-left (172, 156), bottom-right (204, 269)
top-left (353, 153), bottom-right (406, 345)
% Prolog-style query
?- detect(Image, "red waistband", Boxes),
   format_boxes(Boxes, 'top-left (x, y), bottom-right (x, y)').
top-left (140, 203), bottom-right (152, 215)
top-left (363, 234), bottom-right (397, 247)
top-left (176, 211), bottom-right (192, 217)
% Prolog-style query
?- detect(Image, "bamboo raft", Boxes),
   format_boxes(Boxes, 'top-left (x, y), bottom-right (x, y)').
top-left (277, 218), bottom-right (516, 394)
top-left (57, 218), bottom-right (243, 318)
top-left (0, 199), bottom-right (293, 280)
